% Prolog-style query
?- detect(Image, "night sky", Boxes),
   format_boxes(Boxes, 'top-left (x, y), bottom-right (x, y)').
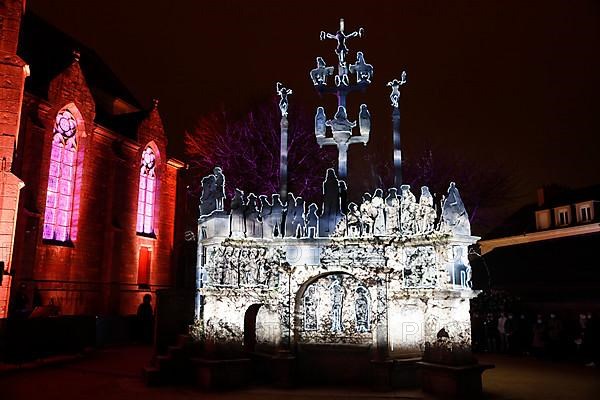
top-left (28, 0), bottom-right (599, 218)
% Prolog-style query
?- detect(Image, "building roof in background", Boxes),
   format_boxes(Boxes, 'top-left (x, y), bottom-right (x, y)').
top-left (18, 12), bottom-right (147, 139)
top-left (484, 184), bottom-right (600, 240)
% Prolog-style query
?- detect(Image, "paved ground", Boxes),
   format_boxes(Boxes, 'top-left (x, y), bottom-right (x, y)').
top-left (1, 346), bottom-right (599, 400)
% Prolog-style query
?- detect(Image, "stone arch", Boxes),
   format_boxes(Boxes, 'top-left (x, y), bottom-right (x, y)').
top-left (293, 271), bottom-right (373, 345)
top-left (243, 302), bottom-right (281, 353)
top-left (41, 103), bottom-right (87, 242)
top-left (243, 303), bottom-right (263, 352)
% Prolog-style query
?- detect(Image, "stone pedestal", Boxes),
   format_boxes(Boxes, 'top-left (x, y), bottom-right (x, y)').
top-left (271, 350), bottom-right (296, 388)
top-left (370, 359), bottom-right (393, 391)
top-left (192, 357), bottom-right (251, 390)
top-left (418, 361), bottom-right (494, 399)
top-left (371, 357), bottom-right (421, 391)
top-left (391, 357), bottom-right (421, 389)
top-left (198, 212), bottom-right (230, 239)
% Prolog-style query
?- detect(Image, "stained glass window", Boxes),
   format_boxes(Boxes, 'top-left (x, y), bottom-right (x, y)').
top-left (137, 146), bottom-right (156, 235)
top-left (43, 109), bottom-right (78, 242)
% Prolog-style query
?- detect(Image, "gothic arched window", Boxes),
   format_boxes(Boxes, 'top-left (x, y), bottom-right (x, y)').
top-left (43, 109), bottom-right (78, 242)
top-left (137, 146), bottom-right (157, 235)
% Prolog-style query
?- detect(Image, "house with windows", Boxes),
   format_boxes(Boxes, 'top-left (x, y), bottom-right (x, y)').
top-left (0, 2), bottom-right (185, 317)
top-left (474, 185), bottom-right (600, 310)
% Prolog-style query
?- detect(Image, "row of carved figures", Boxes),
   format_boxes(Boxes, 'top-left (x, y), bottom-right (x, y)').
top-left (303, 278), bottom-right (370, 334)
top-left (206, 246), bottom-right (279, 287)
top-left (200, 168), bottom-right (470, 239)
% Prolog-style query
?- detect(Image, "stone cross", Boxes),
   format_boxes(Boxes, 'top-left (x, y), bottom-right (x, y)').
top-left (276, 82), bottom-right (292, 197)
top-left (388, 71), bottom-right (407, 188)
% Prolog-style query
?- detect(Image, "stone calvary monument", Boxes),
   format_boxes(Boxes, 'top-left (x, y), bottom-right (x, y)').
top-left (182, 19), bottom-right (490, 396)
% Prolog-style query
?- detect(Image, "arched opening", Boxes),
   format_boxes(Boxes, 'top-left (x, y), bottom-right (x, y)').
top-left (42, 104), bottom-right (85, 242)
top-left (243, 303), bottom-right (262, 352)
top-left (293, 271), bottom-right (374, 386)
top-left (136, 142), bottom-right (161, 236)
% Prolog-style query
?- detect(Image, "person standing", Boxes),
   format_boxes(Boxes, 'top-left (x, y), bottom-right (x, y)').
top-left (137, 294), bottom-right (154, 345)
top-left (498, 312), bottom-right (508, 352)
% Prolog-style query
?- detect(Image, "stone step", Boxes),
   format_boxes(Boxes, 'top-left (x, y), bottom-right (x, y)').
top-left (176, 334), bottom-right (192, 347)
top-left (191, 357), bottom-right (251, 390)
top-left (142, 366), bottom-right (162, 387)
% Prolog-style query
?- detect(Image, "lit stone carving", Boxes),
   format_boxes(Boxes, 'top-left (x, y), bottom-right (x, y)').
top-left (329, 276), bottom-right (345, 332)
top-left (310, 57), bottom-right (334, 86)
top-left (441, 182), bottom-right (471, 236)
top-left (303, 285), bottom-right (319, 331)
top-left (193, 21), bottom-right (480, 370)
top-left (230, 188), bottom-right (245, 237)
top-left (350, 52), bottom-right (373, 83)
top-left (355, 286), bottom-right (370, 333)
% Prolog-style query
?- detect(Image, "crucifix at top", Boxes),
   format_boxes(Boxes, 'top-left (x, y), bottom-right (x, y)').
top-left (310, 19), bottom-right (373, 180)
top-left (320, 18), bottom-right (364, 87)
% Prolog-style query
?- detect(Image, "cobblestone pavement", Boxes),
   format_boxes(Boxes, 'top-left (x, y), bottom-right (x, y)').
top-left (2, 346), bottom-right (599, 400)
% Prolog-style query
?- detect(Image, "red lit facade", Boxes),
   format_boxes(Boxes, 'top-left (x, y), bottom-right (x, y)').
top-left (0, 2), bottom-right (185, 317)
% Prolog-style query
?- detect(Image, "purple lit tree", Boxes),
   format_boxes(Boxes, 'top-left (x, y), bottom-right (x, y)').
top-left (366, 146), bottom-right (515, 233)
top-left (184, 98), bottom-right (336, 205)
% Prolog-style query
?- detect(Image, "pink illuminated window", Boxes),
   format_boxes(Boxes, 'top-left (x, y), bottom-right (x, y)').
top-left (43, 109), bottom-right (78, 242)
top-left (137, 146), bottom-right (157, 235)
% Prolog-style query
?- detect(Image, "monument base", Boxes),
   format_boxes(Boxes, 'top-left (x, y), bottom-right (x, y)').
top-left (371, 357), bottom-right (421, 391)
top-left (418, 361), bottom-right (494, 399)
top-left (192, 357), bottom-right (251, 390)
top-left (271, 350), bottom-right (296, 388)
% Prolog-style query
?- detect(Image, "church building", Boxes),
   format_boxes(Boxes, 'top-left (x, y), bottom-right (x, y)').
top-left (0, 1), bottom-right (185, 318)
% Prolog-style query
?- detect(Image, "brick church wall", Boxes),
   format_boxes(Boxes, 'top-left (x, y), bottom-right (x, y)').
top-left (10, 69), bottom-right (183, 317)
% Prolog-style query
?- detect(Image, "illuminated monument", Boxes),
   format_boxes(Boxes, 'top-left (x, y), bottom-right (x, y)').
top-left (189, 19), bottom-right (487, 395)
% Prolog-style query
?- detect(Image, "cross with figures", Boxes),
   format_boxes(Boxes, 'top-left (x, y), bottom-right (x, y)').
top-left (310, 18), bottom-right (373, 180)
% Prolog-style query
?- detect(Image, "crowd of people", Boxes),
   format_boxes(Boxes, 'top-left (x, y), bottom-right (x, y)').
top-left (471, 311), bottom-right (599, 366)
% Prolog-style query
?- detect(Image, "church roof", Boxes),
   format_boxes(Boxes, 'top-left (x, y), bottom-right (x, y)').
top-left (18, 12), bottom-right (145, 139)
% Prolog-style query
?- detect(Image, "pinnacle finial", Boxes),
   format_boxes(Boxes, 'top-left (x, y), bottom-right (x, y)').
top-left (72, 50), bottom-right (81, 62)
top-left (152, 98), bottom-right (159, 109)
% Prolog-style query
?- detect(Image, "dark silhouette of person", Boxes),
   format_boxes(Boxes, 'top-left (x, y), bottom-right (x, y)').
top-left (137, 294), bottom-right (154, 344)
top-left (10, 283), bottom-right (30, 319)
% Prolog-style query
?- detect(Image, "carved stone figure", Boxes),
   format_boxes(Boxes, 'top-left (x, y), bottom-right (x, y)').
top-left (385, 188), bottom-right (400, 235)
top-left (270, 194), bottom-right (285, 238)
top-left (339, 180), bottom-right (348, 214)
top-left (441, 182), bottom-right (471, 235)
top-left (326, 106), bottom-right (356, 134)
top-left (419, 186), bottom-right (436, 234)
top-left (244, 193), bottom-right (262, 238)
top-left (358, 104), bottom-right (371, 137)
top-left (387, 72), bottom-right (406, 108)
top-left (310, 57), bottom-right (334, 86)
top-left (284, 193), bottom-right (296, 237)
top-left (276, 82), bottom-right (293, 117)
top-left (306, 203), bottom-right (319, 238)
top-left (349, 52), bottom-right (373, 83)
top-left (320, 18), bottom-right (363, 69)
top-left (230, 188), bottom-right (245, 237)
top-left (293, 196), bottom-right (306, 238)
top-left (199, 174), bottom-right (217, 217)
top-left (372, 189), bottom-right (386, 235)
top-left (355, 286), bottom-right (370, 333)
top-left (451, 246), bottom-right (472, 288)
top-left (315, 106), bottom-right (327, 139)
top-left (223, 247), bottom-right (235, 286)
top-left (320, 168), bottom-right (342, 237)
top-left (346, 202), bottom-right (362, 237)
top-left (403, 246), bottom-right (437, 288)
top-left (360, 192), bottom-right (374, 235)
top-left (303, 285), bottom-right (319, 331)
top-left (400, 184), bottom-right (417, 235)
top-left (213, 167), bottom-right (225, 211)
top-left (329, 276), bottom-right (345, 332)
top-left (259, 195), bottom-right (274, 239)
